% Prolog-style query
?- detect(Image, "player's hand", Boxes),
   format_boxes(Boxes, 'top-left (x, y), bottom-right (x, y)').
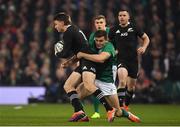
top-left (115, 50), bottom-right (119, 55)
top-left (60, 61), bottom-right (69, 68)
top-left (137, 46), bottom-right (146, 55)
top-left (54, 41), bottom-right (63, 56)
top-left (77, 52), bottom-right (83, 59)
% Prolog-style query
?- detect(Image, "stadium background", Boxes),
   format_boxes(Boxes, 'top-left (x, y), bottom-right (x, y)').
top-left (0, 0), bottom-right (180, 104)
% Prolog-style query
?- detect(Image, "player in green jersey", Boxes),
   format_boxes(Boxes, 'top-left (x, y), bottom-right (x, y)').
top-left (77, 30), bottom-right (140, 123)
top-left (88, 15), bottom-right (110, 119)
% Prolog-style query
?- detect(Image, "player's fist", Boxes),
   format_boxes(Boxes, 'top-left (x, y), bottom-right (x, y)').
top-left (54, 41), bottom-right (63, 56)
top-left (137, 46), bottom-right (146, 55)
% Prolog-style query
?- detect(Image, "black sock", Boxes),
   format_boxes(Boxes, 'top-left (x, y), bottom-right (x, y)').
top-left (93, 89), bottom-right (112, 111)
top-left (125, 90), bottom-right (134, 106)
top-left (67, 91), bottom-right (83, 112)
top-left (117, 88), bottom-right (126, 107)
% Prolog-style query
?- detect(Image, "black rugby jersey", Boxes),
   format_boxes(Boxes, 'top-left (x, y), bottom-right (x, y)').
top-left (109, 22), bottom-right (144, 61)
top-left (56, 25), bottom-right (90, 58)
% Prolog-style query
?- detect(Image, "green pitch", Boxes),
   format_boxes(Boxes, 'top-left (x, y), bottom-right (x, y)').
top-left (0, 104), bottom-right (180, 126)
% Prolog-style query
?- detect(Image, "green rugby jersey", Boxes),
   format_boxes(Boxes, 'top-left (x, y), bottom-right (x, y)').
top-left (96, 42), bottom-right (116, 83)
top-left (89, 27), bottom-right (110, 53)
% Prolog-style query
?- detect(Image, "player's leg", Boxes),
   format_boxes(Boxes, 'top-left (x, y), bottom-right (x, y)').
top-left (64, 69), bottom-right (88, 122)
top-left (125, 77), bottom-right (136, 108)
top-left (124, 61), bottom-right (138, 109)
top-left (95, 79), bottom-right (140, 122)
top-left (77, 83), bottom-right (100, 118)
top-left (91, 96), bottom-right (100, 118)
top-left (82, 71), bottom-right (112, 111)
top-left (76, 83), bottom-right (91, 99)
top-left (82, 71), bottom-right (115, 122)
top-left (117, 64), bottom-right (128, 107)
top-left (105, 94), bottom-right (140, 122)
top-left (64, 71), bottom-right (82, 112)
top-left (105, 94), bottom-right (121, 116)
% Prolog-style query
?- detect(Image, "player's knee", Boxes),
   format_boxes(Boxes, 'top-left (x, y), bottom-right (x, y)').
top-left (63, 83), bottom-right (72, 93)
top-left (127, 85), bottom-right (135, 91)
top-left (119, 80), bottom-right (126, 87)
top-left (63, 84), bottom-right (68, 92)
top-left (83, 81), bottom-right (96, 93)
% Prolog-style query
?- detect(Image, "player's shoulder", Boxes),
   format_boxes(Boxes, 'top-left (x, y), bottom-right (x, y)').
top-left (67, 25), bottom-right (79, 32)
top-left (128, 22), bottom-right (137, 29)
top-left (67, 25), bottom-right (83, 37)
top-left (104, 41), bottom-right (114, 48)
top-left (89, 32), bottom-right (95, 37)
top-left (110, 25), bottom-right (119, 31)
top-left (109, 25), bottom-right (119, 34)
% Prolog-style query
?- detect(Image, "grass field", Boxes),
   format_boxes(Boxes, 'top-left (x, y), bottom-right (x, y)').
top-left (0, 103), bottom-right (180, 126)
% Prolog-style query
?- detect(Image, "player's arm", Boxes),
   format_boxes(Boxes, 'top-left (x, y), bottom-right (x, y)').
top-left (135, 25), bottom-right (150, 55)
top-left (137, 33), bottom-right (150, 55)
top-left (77, 52), bottom-right (111, 63)
top-left (55, 31), bottom-right (73, 58)
top-left (61, 55), bottom-right (79, 68)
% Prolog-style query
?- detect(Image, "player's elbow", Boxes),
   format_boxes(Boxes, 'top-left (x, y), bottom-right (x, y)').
top-left (143, 33), bottom-right (150, 42)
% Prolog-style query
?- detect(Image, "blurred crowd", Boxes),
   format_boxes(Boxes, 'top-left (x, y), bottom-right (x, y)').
top-left (0, 0), bottom-right (180, 103)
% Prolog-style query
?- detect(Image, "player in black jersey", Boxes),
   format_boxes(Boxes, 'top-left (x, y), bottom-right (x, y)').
top-left (109, 10), bottom-right (150, 110)
top-left (54, 12), bottom-right (115, 122)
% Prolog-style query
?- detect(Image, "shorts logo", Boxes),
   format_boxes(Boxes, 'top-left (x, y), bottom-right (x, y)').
top-left (90, 67), bottom-right (96, 73)
top-left (118, 64), bottom-right (122, 68)
top-left (82, 66), bottom-right (87, 70)
top-left (127, 28), bottom-right (134, 32)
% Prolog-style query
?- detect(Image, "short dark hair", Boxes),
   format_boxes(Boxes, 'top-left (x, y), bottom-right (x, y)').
top-left (94, 30), bottom-right (108, 40)
top-left (94, 15), bottom-right (106, 21)
top-left (53, 12), bottom-right (71, 25)
top-left (118, 9), bottom-right (131, 17)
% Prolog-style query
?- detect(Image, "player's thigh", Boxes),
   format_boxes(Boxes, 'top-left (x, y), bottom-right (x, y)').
top-left (117, 63), bottom-right (128, 79)
top-left (117, 67), bottom-right (128, 88)
top-left (64, 71), bottom-right (82, 92)
top-left (118, 67), bottom-right (128, 79)
top-left (76, 83), bottom-right (92, 100)
top-left (82, 71), bottom-right (96, 93)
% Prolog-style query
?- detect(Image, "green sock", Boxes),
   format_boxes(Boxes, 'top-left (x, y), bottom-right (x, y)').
top-left (92, 96), bottom-right (100, 113)
top-left (121, 109), bottom-right (129, 117)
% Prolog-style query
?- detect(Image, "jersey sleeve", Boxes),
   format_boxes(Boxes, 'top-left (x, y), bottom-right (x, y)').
top-left (55, 31), bottom-right (73, 58)
top-left (135, 25), bottom-right (144, 38)
top-left (102, 42), bottom-right (116, 57)
top-left (72, 27), bottom-right (89, 54)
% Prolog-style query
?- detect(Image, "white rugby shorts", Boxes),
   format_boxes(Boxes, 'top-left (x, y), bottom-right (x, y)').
top-left (95, 79), bottom-right (117, 96)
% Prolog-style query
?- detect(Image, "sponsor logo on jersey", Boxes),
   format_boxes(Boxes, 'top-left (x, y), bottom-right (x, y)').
top-left (127, 28), bottom-right (134, 32)
top-left (120, 32), bottom-right (128, 36)
top-left (115, 30), bottom-right (120, 34)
